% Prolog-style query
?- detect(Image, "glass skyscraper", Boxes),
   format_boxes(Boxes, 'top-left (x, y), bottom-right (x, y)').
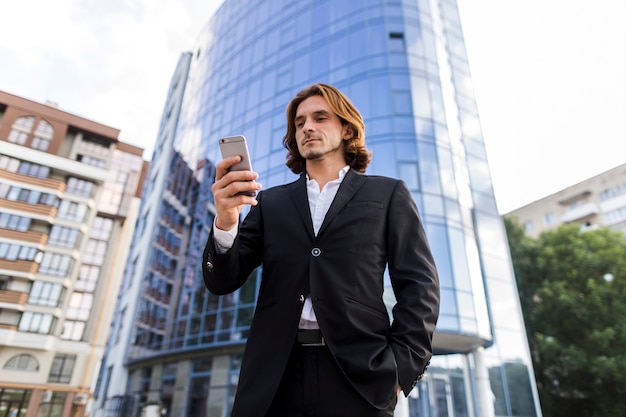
top-left (95, 1), bottom-right (542, 416)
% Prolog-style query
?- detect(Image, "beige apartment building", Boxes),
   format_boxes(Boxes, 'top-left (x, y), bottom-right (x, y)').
top-left (506, 163), bottom-right (626, 238)
top-left (0, 90), bottom-right (147, 417)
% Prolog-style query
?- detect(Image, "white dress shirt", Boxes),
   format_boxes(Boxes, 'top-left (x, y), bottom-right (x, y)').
top-left (213, 166), bottom-right (350, 329)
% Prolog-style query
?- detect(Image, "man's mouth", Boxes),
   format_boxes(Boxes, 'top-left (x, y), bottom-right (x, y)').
top-left (302, 137), bottom-right (318, 145)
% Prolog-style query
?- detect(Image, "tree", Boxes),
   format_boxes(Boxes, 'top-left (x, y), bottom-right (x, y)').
top-left (504, 219), bottom-right (626, 417)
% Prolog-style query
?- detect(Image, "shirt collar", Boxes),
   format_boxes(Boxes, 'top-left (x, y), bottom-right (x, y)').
top-left (306, 165), bottom-right (350, 182)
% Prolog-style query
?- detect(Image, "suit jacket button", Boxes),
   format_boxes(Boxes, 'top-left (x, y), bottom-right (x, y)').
top-left (311, 248), bottom-right (321, 257)
top-left (206, 261), bottom-right (213, 271)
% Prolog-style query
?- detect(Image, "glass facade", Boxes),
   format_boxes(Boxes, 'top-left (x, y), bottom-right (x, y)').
top-left (98, 1), bottom-right (542, 416)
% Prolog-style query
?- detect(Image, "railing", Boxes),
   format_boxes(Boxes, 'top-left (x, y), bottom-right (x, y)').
top-left (0, 289), bottom-right (29, 305)
top-left (0, 228), bottom-right (48, 244)
top-left (0, 259), bottom-right (39, 274)
top-left (0, 169), bottom-right (66, 192)
top-left (560, 202), bottom-right (599, 223)
top-left (0, 198), bottom-right (58, 217)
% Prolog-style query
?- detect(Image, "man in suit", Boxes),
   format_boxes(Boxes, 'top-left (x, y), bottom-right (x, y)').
top-left (203, 83), bottom-right (439, 417)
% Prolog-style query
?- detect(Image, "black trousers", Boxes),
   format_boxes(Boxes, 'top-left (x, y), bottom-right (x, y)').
top-left (266, 344), bottom-right (397, 417)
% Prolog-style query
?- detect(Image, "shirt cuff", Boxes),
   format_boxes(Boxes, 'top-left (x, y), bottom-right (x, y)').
top-left (213, 217), bottom-right (238, 254)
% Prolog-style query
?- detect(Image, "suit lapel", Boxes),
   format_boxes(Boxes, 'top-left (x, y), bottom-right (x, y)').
top-left (289, 174), bottom-right (315, 239)
top-left (317, 169), bottom-right (367, 237)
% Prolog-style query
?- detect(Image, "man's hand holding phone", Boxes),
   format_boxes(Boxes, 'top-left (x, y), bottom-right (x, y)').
top-left (212, 136), bottom-right (262, 231)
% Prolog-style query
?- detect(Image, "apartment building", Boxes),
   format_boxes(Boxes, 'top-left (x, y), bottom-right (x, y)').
top-left (506, 163), bottom-right (626, 238)
top-left (0, 90), bottom-right (147, 417)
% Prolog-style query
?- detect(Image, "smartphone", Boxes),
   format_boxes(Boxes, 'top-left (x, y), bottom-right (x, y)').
top-left (218, 135), bottom-right (256, 196)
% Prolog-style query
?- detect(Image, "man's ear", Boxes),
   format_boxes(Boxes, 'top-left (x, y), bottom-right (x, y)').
top-left (343, 125), bottom-right (354, 140)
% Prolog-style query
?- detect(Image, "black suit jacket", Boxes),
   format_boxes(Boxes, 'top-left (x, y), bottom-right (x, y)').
top-left (203, 169), bottom-right (440, 417)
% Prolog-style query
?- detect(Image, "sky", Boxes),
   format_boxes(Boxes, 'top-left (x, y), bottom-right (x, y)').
top-left (1, 0), bottom-right (625, 214)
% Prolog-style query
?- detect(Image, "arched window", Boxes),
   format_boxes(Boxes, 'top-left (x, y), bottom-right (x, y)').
top-left (32, 119), bottom-right (54, 151)
top-left (7, 116), bottom-right (35, 145)
top-left (3, 354), bottom-right (39, 371)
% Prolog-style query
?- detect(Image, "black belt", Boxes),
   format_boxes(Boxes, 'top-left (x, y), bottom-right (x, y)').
top-left (296, 329), bottom-right (326, 347)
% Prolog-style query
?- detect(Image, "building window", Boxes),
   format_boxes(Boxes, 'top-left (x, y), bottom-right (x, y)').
top-left (66, 177), bottom-right (95, 197)
top-left (28, 281), bottom-right (64, 307)
top-left (17, 160), bottom-right (50, 178)
top-left (56, 200), bottom-right (88, 222)
top-left (7, 116), bottom-right (35, 145)
top-left (48, 225), bottom-right (81, 248)
top-left (90, 216), bottom-right (114, 240)
top-left (524, 221), bottom-right (534, 233)
top-left (66, 292), bottom-right (93, 321)
top-left (188, 373), bottom-right (211, 417)
top-left (7, 129), bottom-right (28, 145)
top-left (4, 354), bottom-right (39, 371)
top-left (599, 182), bottom-right (626, 201)
top-left (32, 136), bottom-right (50, 149)
top-left (83, 239), bottom-right (107, 265)
top-left (0, 155), bottom-right (21, 172)
top-left (0, 184), bottom-right (57, 206)
top-left (0, 243), bottom-right (38, 261)
top-left (0, 212), bottom-right (31, 232)
top-left (48, 354), bottom-right (77, 383)
top-left (389, 32), bottom-right (405, 52)
top-left (567, 199), bottom-right (586, 210)
top-left (38, 391), bottom-right (67, 417)
top-left (75, 265), bottom-right (100, 292)
top-left (604, 206), bottom-right (626, 225)
top-left (544, 212), bottom-right (555, 226)
top-left (0, 389), bottom-right (31, 417)
top-left (60, 320), bottom-right (86, 341)
top-left (114, 307), bottom-right (126, 345)
top-left (31, 119), bottom-right (54, 151)
top-left (18, 312), bottom-right (56, 334)
top-left (82, 135), bottom-right (110, 151)
top-left (38, 252), bottom-right (73, 277)
top-left (77, 154), bottom-right (107, 168)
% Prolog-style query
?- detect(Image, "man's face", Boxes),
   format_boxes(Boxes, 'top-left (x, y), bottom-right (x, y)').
top-left (294, 95), bottom-right (351, 163)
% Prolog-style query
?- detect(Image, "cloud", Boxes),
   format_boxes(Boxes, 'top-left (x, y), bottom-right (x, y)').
top-left (0, 0), bottom-right (221, 158)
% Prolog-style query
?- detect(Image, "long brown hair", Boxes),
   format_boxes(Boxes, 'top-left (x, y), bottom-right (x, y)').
top-left (282, 83), bottom-right (372, 174)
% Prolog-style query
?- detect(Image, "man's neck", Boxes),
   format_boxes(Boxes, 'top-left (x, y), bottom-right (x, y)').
top-left (306, 161), bottom-right (347, 189)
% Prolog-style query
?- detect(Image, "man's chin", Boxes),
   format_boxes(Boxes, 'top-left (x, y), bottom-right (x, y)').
top-left (302, 151), bottom-right (323, 161)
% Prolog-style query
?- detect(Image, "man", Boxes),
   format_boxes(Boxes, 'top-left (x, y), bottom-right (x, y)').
top-left (203, 83), bottom-right (439, 417)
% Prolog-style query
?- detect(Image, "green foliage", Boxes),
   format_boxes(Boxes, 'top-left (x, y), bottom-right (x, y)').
top-left (505, 218), bottom-right (626, 417)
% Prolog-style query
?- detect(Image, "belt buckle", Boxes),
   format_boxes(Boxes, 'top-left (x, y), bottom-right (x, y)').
top-left (297, 330), bottom-right (326, 347)
top-left (300, 337), bottom-right (325, 347)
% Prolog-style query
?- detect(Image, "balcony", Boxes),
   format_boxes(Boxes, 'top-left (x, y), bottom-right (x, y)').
top-left (560, 202), bottom-right (599, 223)
top-left (0, 169), bottom-right (66, 192)
top-left (0, 259), bottom-right (39, 274)
top-left (0, 198), bottom-right (58, 218)
top-left (0, 327), bottom-right (57, 350)
top-left (0, 227), bottom-right (49, 245)
top-left (138, 313), bottom-right (166, 331)
top-left (0, 289), bottom-right (29, 305)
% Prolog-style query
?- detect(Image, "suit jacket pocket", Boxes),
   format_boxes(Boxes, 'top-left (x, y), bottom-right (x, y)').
top-left (346, 298), bottom-right (389, 322)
